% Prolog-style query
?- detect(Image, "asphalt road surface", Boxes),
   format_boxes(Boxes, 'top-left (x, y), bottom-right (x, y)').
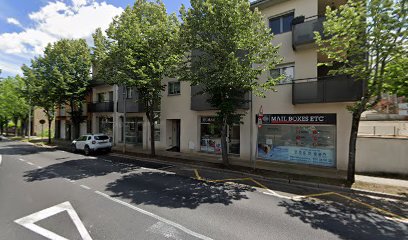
top-left (0, 139), bottom-right (407, 240)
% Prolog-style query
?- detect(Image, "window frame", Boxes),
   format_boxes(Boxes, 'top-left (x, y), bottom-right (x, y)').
top-left (126, 87), bottom-right (133, 99)
top-left (268, 11), bottom-right (295, 35)
top-left (168, 81), bottom-right (181, 96)
top-left (270, 63), bottom-right (295, 85)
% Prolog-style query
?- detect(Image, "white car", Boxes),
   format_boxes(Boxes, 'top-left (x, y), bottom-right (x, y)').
top-left (71, 134), bottom-right (112, 155)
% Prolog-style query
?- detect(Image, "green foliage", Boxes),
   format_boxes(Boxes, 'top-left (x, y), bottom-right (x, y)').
top-left (178, 0), bottom-right (281, 164)
top-left (384, 54), bottom-right (408, 97)
top-left (315, 0), bottom-right (407, 110)
top-left (0, 76), bottom-right (30, 131)
top-left (22, 38), bottom-right (91, 140)
top-left (44, 39), bottom-right (91, 138)
top-left (94, 0), bottom-right (183, 155)
top-left (314, 0), bottom-right (407, 183)
top-left (101, 0), bottom-right (182, 100)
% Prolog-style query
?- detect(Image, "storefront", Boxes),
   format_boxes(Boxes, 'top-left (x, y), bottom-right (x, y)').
top-left (257, 114), bottom-right (336, 167)
top-left (121, 117), bottom-right (143, 145)
top-left (199, 116), bottom-right (240, 154)
top-left (98, 117), bottom-right (113, 137)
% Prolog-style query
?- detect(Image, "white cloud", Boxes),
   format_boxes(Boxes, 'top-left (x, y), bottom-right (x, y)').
top-left (72, 0), bottom-right (90, 9)
top-left (6, 18), bottom-right (22, 27)
top-left (0, 0), bottom-right (123, 60)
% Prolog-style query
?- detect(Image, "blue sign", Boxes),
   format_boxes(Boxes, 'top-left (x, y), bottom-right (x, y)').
top-left (258, 145), bottom-right (335, 167)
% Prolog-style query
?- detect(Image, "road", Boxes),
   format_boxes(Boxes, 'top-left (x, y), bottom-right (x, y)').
top-left (0, 139), bottom-right (407, 240)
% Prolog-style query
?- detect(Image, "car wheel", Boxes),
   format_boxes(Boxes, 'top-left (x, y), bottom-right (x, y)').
top-left (71, 144), bottom-right (77, 153)
top-left (84, 145), bottom-right (91, 156)
top-left (106, 148), bottom-right (112, 153)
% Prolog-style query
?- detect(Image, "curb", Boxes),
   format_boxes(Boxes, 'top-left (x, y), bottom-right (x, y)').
top-left (106, 151), bottom-right (407, 201)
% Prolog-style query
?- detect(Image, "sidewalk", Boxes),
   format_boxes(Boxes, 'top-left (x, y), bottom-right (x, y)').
top-left (356, 175), bottom-right (408, 188)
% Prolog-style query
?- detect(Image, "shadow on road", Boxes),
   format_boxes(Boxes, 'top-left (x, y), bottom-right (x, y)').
top-left (279, 198), bottom-right (408, 240)
top-left (105, 171), bottom-right (255, 209)
top-left (0, 144), bottom-right (56, 156)
top-left (23, 158), bottom-right (142, 181)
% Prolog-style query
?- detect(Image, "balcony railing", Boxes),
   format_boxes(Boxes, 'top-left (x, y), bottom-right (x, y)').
top-left (292, 16), bottom-right (324, 50)
top-left (117, 100), bottom-right (144, 113)
top-left (191, 85), bottom-right (250, 111)
top-left (292, 75), bottom-right (363, 104)
top-left (88, 101), bottom-right (114, 112)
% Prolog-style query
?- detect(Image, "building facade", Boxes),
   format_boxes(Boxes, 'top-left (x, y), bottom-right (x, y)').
top-left (56, 0), bottom-right (360, 177)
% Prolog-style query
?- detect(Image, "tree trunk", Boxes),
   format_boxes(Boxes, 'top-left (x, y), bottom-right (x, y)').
top-left (347, 110), bottom-right (362, 185)
top-left (14, 117), bottom-right (18, 136)
top-left (220, 118), bottom-right (229, 166)
top-left (149, 107), bottom-right (156, 157)
top-left (48, 119), bottom-right (52, 144)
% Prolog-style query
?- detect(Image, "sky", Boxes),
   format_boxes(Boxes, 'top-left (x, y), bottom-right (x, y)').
top-left (0, 0), bottom-right (190, 77)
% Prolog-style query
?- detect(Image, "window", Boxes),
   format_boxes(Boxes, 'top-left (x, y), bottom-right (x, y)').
top-left (98, 92), bottom-right (113, 102)
top-left (269, 12), bottom-right (294, 35)
top-left (257, 114), bottom-right (337, 167)
top-left (98, 93), bottom-right (105, 103)
top-left (154, 112), bottom-right (160, 141)
top-left (98, 117), bottom-right (113, 137)
top-left (270, 64), bottom-right (295, 84)
top-left (200, 117), bottom-right (221, 154)
top-left (126, 87), bottom-right (132, 99)
top-left (168, 81), bottom-right (181, 95)
top-left (121, 117), bottom-right (143, 144)
top-left (94, 135), bottom-right (109, 140)
top-left (78, 136), bottom-right (87, 141)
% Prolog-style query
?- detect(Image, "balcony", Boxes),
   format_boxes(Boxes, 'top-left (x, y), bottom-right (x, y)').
top-left (292, 75), bottom-right (363, 104)
top-left (292, 16), bottom-right (324, 50)
top-left (191, 85), bottom-right (250, 111)
top-left (88, 101), bottom-right (114, 112)
top-left (117, 100), bottom-right (144, 113)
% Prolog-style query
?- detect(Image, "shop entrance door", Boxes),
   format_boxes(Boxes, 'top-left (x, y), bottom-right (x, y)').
top-left (171, 120), bottom-right (180, 152)
top-left (228, 124), bottom-right (240, 154)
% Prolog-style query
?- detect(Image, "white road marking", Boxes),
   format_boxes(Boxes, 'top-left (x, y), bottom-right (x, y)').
top-left (66, 179), bottom-right (76, 183)
top-left (0, 154), bottom-right (2, 166)
top-left (385, 216), bottom-right (408, 224)
top-left (27, 162), bottom-right (35, 166)
top-left (147, 221), bottom-right (183, 240)
top-left (14, 201), bottom-right (93, 240)
top-left (37, 166), bottom-right (42, 169)
top-left (80, 185), bottom-right (91, 190)
top-left (19, 158), bottom-right (25, 162)
top-left (262, 190), bottom-right (293, 200)
top-left (94, 191), bottom-right (213, 240)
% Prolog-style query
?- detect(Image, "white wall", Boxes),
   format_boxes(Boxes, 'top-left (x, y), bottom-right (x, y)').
top-left (356, 137), bottom-right (408, 175)
top-left (60, 120), bottom-right (66, 139)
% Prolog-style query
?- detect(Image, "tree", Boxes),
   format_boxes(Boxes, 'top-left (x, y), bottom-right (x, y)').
top-left (96, 0), bottom-right (183, 156)
top-left (178, 0), bottom-right (282, 166)
top-left (0, 76), bottom-right (30, 136)
top-left (22, 58), bottom-right (59, 144)
top-left (40, 39), bottom-right (92, 139)
top-left (314, 0), bottom-right (407, 184)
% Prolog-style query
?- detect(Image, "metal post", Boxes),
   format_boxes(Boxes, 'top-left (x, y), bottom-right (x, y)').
top-left (28, 104), bottom-right (31, 141)
top-left (122, 86), bottom-right (127, 153)
top-left (250, 91), bottom-right (255, 170)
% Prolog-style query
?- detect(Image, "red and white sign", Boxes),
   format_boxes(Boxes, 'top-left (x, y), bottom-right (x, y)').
top-left (258, 106), bottom-right (263, 128)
